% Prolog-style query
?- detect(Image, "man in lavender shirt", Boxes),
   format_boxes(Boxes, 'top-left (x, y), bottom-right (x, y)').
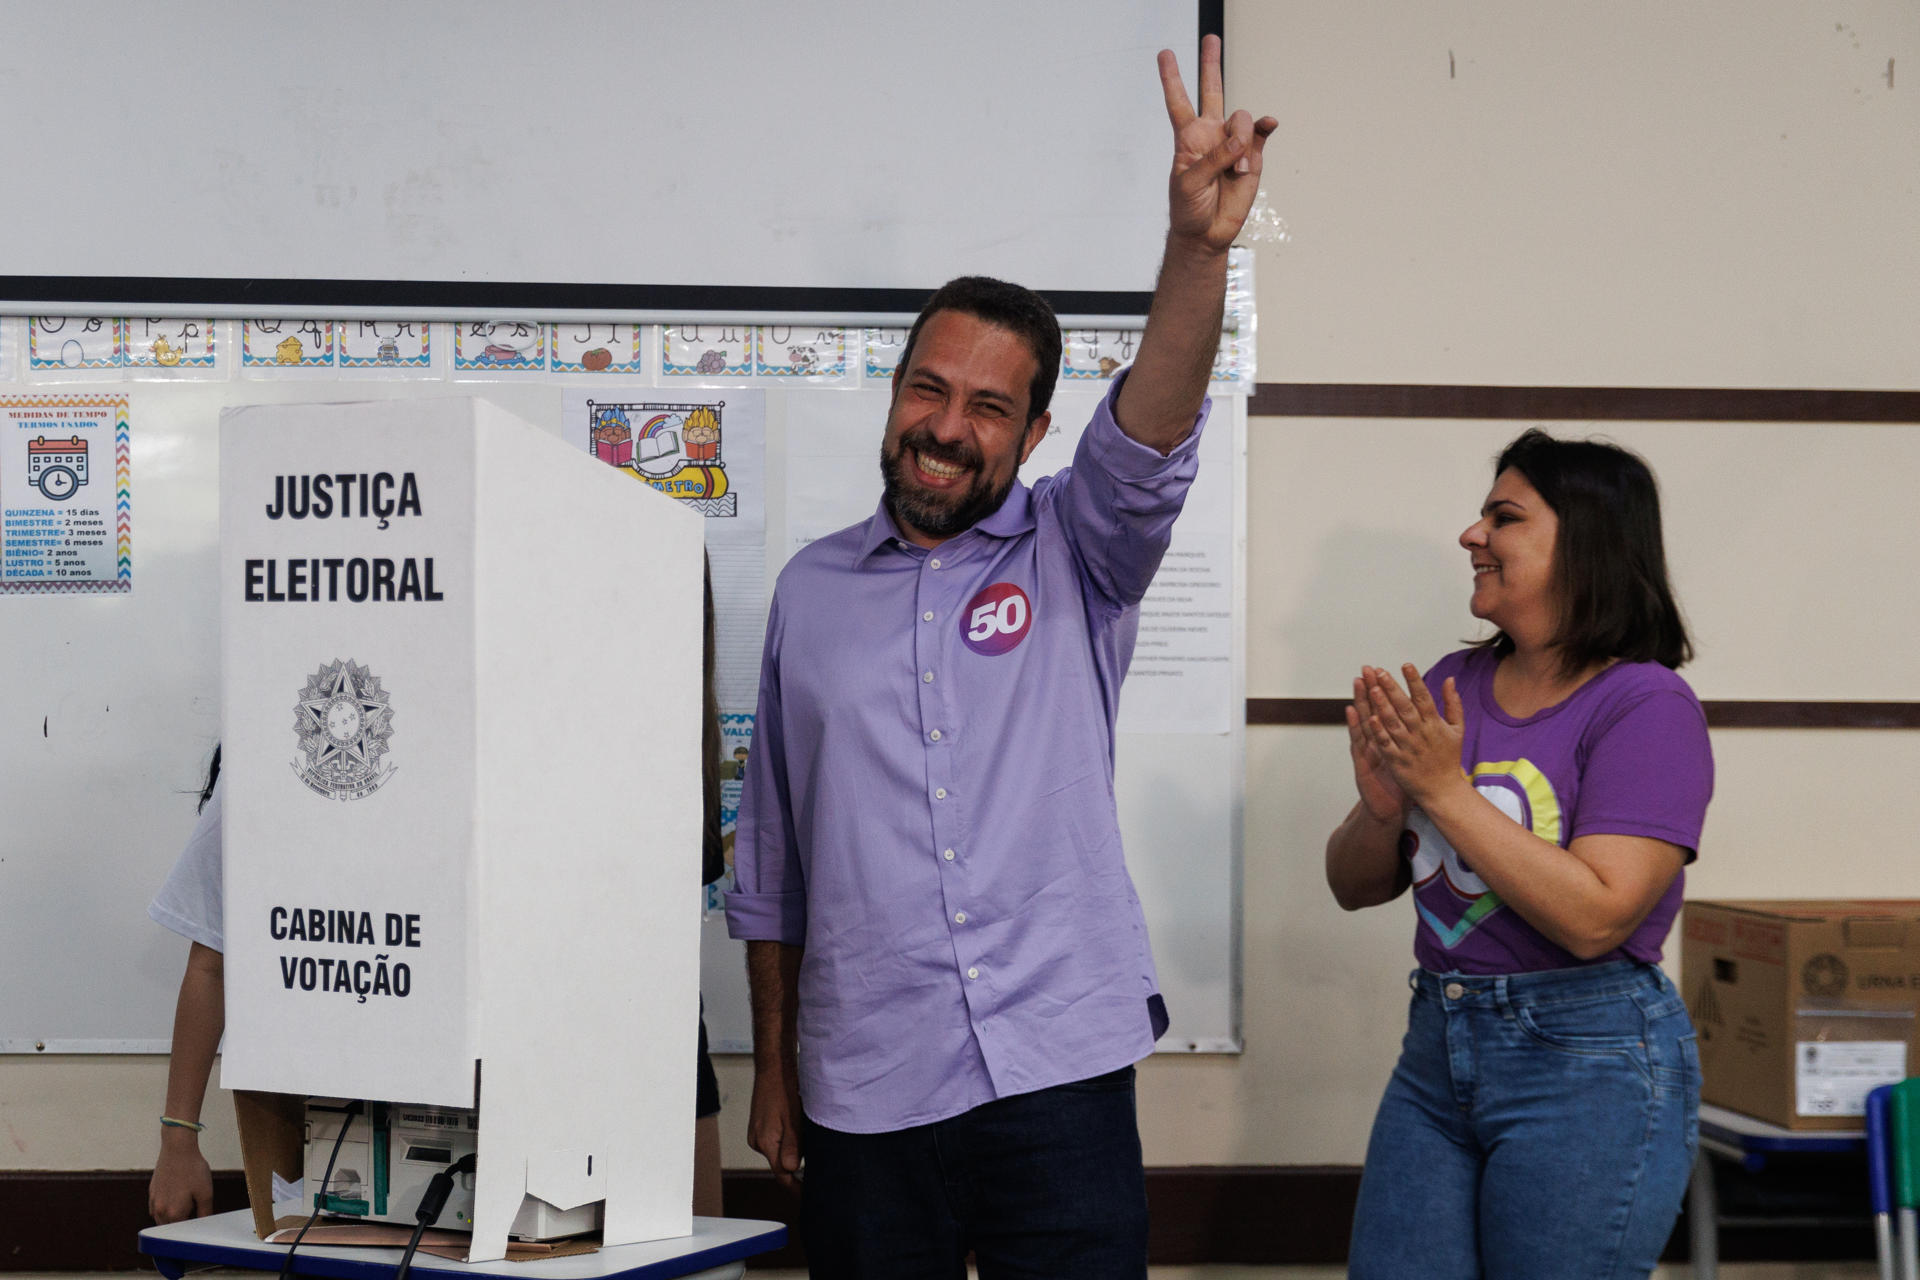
top-left (726, 37), bottom-right (1275, 1277)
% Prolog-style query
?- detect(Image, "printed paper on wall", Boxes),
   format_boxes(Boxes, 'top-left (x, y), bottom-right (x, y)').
top-left (561, 388), bottom-right (769, 712)
top-left (1, 395), bottom-right (130, 594)
top-left (754, 326), bottom-right (847, 380)
top-left (454, 321), bottom-right (545, 373)
top-left (551, 323), bottom-right (644, 375)
top-left (29, 318), bottom-right (121, 370)
top-left (125, 319), bottom-right (218, 370)
top-left (703, 710), bottom-right (755, 915)
top-left (339, 321), bottom-right (432, 370)
top-left (662, 325), bottom-right (751, 379)
top-left (244, 320), bottom-right (334, 368)
top-left (1062, 329), bottom-right (1141, 382)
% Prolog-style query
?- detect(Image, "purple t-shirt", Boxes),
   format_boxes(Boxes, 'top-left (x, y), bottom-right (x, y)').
top-left (1403, 647), bottom-right (1713, 974)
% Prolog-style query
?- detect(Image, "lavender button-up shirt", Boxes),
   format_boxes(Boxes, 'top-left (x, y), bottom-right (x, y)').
top-left (727, 378), bottom-right (1206, 1133)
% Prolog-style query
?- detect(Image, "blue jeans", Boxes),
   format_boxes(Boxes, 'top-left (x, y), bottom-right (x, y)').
top-left (1349, 962), bottom-right (1700, 1280)
top-left (799, 1066), bottom-right (1148, 1280)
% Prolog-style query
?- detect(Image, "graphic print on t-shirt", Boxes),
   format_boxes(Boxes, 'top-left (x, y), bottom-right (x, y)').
top-left (961, 582), bottom-right (1032, 656)
top-left (1403, 758), bottom-right (1562, 949)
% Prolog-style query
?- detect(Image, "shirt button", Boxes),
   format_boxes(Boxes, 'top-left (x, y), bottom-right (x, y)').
top-left (935, 788), bottom-right (947, 800)
top-left (966, 967), bottom-right (979, 980)
top-left (1445, 982), bottom-right (1465, 1000)
top-left (929, 729), bottom-right (942, 741)
top-left (942, 848), bottom-right (955, 861)
top-left (922, 671), bottom-right (934, 683)
top-left (954, 911), bottom-right (968, 924)
top-left (929, 558), bottom-right (942, 569)
top-left (922, 611), bottom-right (935, 622)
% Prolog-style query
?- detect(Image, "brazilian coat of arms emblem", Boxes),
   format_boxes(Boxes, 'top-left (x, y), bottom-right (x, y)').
top-left (293, 658), bottom-right (395, 800)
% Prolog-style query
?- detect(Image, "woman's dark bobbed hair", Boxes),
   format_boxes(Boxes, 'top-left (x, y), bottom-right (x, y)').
top-left (1475, 428), bottom-right (1693, 674)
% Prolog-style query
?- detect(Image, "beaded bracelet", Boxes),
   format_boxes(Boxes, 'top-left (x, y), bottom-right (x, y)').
top-left (159, 1115), bottom-right (206, 1132)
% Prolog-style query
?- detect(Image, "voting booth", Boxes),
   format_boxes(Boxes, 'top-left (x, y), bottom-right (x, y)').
top-left (217, 398), bottom-right (703, 1261)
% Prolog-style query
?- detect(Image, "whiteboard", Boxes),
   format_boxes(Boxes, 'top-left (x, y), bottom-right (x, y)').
top-left (0, 363), bottom-right (1244, 1055)
top-left (0, 2), bottom-right (1202, 323)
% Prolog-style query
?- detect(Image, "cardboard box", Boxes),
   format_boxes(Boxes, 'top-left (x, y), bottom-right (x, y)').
top-left (1683, 900), bottom-right (1920, 1130)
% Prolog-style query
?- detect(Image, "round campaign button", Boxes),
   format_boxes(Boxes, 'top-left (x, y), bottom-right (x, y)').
top-left (960, 582), bottom-right (1032, 656)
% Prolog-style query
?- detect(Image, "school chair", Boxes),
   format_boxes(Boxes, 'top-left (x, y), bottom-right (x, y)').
top-left (1879, 1077), bottom-right (1920, 1280)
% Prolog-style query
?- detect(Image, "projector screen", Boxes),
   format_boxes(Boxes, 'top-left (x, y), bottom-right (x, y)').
top-left (0, 2), bottom-right (1208, 322)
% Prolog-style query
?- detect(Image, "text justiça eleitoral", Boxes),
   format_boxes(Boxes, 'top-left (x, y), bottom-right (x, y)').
top-left (243, 471), bottom-right (445, 603)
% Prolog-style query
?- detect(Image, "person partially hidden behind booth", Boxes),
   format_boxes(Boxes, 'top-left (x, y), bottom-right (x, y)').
top-left (148, 573), bottom-right (733, 1224)
top-left (145, 745), bottom-right (230, 1224)
top-left (724, 37), bottom-right (1274, 1278)
top-left (1325, 430), bottom-right (1713, 1279)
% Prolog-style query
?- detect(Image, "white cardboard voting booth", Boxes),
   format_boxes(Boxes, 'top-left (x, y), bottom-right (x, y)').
top-left (217, 398), bottom-right (703, 1262)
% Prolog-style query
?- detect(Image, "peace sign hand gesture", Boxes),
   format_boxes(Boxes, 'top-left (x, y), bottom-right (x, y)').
top-left (1157, 34), bottom-right (1279, 252)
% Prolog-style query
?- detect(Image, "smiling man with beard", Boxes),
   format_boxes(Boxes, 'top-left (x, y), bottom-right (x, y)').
top-left (875, 288), bottom-right (1062, 544)
top-left (725, 36), bottom-right (1275, 1279)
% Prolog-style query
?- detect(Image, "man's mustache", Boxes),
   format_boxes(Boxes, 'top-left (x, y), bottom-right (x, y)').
top-left (897, 429), bottom-right (981, 473)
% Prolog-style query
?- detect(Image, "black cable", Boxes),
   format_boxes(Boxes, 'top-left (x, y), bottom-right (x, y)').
top-left (392, 1152), bottom-right (476, 1280)
top-left (392, 1219), bottom-right (431, 1280)
top-left (277, 1100), bottom-right (362, 1280)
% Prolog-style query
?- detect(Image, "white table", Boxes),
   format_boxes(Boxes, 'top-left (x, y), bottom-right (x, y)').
top-left (138, 1207), bottom-right (787, 1280)
top-left (1689, 1103), bottom-right (1866, 1279)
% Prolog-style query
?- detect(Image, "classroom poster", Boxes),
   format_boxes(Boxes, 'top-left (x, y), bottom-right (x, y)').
top-left (453, 320), bottom-right (545, 372)
top-left (661, 325), bottom-right (751, 379)
top-left (1062, 329), bottom-right (1142, 382)
top-left (863, 328), bottom-right (907, 378)
top-left (550, 323), bottom-right (645, 375)
top-left (338, 320), bottom-right (431, 369)
top-left (124, 319), bottom-right (217, 371)
top-left (784, 386), bottom-right (1235, 734)
top-left (242, 319), bottom-right (334, 368)
top-left (560, 388), bottom-right (769, 713)
top-left (28, 317), bottom-right (120, 370)
top-left (1, 396), bottom-right (130, 593)
top-left (1017, 391), bottom-right (1236, 735)
top-left (754, 325), bottom-right (848, 380)
top-left (704, 710), bottom-right (755, 915)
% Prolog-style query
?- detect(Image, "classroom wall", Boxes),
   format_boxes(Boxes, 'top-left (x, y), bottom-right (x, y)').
top-left (4, 0), bottom-right (1917, 1178)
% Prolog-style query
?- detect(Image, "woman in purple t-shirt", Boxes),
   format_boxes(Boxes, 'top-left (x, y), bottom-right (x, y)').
top-left (1325, 429), bottom-right (1712, 1279)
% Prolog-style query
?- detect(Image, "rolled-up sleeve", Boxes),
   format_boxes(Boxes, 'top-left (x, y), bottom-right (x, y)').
top-left (724, 593), bottom-right (808, 944)
top-left (1051, 370), bottom-right (1208, 611)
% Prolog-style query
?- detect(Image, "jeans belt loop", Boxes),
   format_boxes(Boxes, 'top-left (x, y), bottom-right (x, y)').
top-left (1493, 974), bottom-right (1513, 1016)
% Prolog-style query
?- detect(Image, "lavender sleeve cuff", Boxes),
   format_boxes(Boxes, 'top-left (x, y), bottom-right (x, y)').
top-left (1083, 370), bottom-right (1209, 478)
top-left (724, 887), bottom-right (807, 944)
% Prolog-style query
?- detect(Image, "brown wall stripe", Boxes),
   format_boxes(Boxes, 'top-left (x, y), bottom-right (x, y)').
top-left (1247, 698), bottom-right (1920, 729)
top-left (1241, 382), bottom-right (1919, 729)
top-left (2, 1166), bottom-right (1865, 1269)
top-left (1247, 383), bottom-right (1920, 423)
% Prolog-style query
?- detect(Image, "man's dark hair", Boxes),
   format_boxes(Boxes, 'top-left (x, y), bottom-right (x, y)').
top-left (896, 276), bottom-right (1062, 424)
top-left (1474, 428), bottom-right (1693, 675)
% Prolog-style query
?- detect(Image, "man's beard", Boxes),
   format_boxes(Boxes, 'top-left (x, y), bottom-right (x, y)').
top-left (880, 428), bottom-right (1016, 540)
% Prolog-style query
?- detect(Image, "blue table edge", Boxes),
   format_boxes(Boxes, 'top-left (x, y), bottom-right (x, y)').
top-left (138, 1217), bottom-right (787, 1280)
top-left (1698, 1115), bottom-right (1865, 1156)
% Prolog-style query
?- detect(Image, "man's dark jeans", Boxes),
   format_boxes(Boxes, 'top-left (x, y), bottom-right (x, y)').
top-left (800, 1065), bottom-right (1148, 1279)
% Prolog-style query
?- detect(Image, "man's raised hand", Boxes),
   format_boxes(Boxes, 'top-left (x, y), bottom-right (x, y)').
top-left (1157, 34), bottom-right (1278, 252)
